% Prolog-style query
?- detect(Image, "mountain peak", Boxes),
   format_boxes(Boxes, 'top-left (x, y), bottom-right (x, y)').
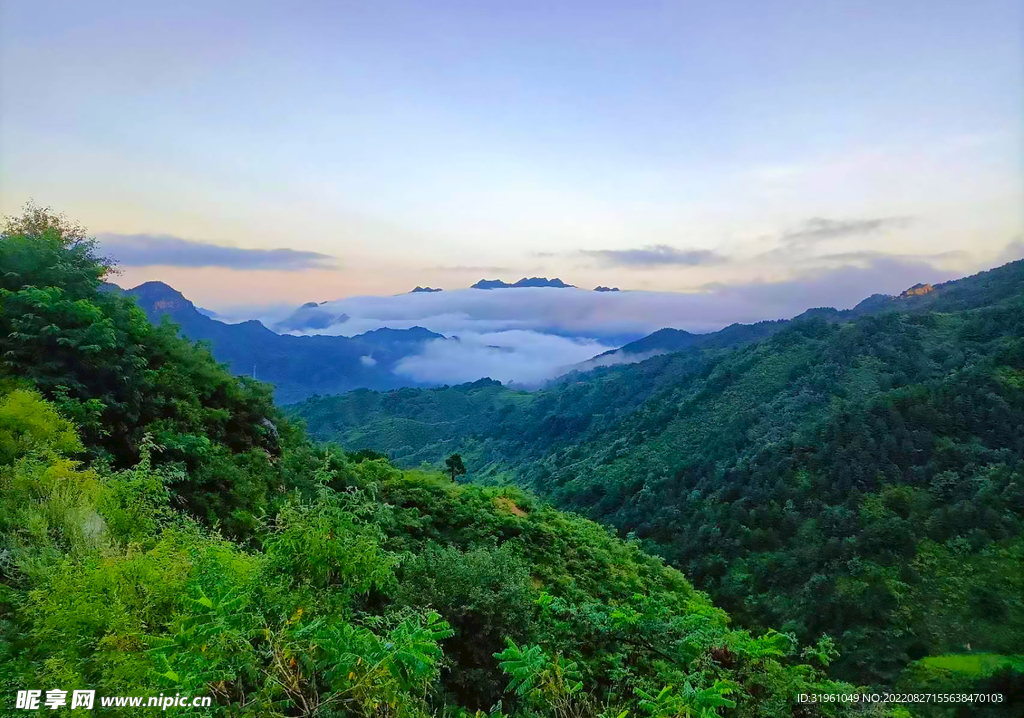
top-left (130, 280), bottom-right (187, 299)
top-left (353, 326), bottom-right (445, 343)
top-left (126, 281), bottom-right (195, 314)
top-left (470, 279), bottom-right (508, 289)
top-left (471, 277), bottom-right (575, 289)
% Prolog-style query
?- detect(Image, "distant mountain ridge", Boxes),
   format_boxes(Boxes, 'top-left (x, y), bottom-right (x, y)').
top-left (117, 281), bottom-right (444, 402)
top-left (594, 262), bottom-right (1024, 363)
top-left (471, 277), bottom-right (575, 289)
top-left (119, 261), bottom-right (1024, 405)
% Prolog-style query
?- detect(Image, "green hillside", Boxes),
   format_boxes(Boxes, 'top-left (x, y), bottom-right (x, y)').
top-left (0, 212), bottom-right (883, 714)
top-left (291, 260), bottom-right (1024, 698)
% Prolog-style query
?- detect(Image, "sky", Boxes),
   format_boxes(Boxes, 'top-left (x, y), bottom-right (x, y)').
top-left (1, 0), bottom-right (1022, 312)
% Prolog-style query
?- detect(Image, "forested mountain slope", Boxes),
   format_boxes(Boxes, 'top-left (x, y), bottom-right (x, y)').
top-left (292, 260), bottom-right (1024, 694)
top-left (594, 260), bottom-right (1024, 363)
top-left (0, 208), bottom-right (888, 715)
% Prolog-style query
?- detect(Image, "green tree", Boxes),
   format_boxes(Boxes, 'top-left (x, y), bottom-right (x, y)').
top-left (397, 543), bottom-right (534, 707)
top-left (0, 200), bottom-right (112, 297)
top-left (446, 452), bottom-right (467, 482)
top-left (0, 203), bottom-right (287, 533)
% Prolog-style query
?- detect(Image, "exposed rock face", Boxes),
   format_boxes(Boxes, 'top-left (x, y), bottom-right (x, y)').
top-left (900, 283), bottom-right (934, 298)
top-left (260, 418), bottom-right (279, 439)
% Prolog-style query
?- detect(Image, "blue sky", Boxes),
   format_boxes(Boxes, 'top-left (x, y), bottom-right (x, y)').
top-left (1, 0), bottom-right (1021, 306)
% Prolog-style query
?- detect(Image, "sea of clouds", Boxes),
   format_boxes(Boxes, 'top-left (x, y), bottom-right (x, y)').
top-left (245, 255), bottom-right (954, 387)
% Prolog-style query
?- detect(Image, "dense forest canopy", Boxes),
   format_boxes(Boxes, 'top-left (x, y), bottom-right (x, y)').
top-left (1, 206), bottom-right (941, 715)
top-left (293, 261), bottom-right (1024, 707)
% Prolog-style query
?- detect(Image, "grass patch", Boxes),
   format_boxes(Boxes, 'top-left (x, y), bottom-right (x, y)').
top-left (917, 653), bottom-right (1024, 677)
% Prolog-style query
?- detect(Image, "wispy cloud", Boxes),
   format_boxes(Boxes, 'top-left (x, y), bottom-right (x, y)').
top-left (99, 233), bottom-right (335, 270)
top-left (780, 216), bottom-right (913, 246)
top-left (430, 265), bottom-right (513, 274)
top-left (580, 245), bottom-right (727, 268)
top-left (994, 237), bottom-right (1024, 265)
top-left (814, 249), bottom-right (969, 264)
top-left (569, 349), bottom-right (666, 374)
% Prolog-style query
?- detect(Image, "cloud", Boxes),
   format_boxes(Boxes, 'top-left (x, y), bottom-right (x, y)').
top-left (558, 217), bottom-right (916, 271)
top-left (701, 256), bottom-right (955, 314)
top-left (994, 237), bottom-right (1024, 265)
top-left (812, 249), bottom-right (970, 264)
top-left (289, 254), bottom-right (955, 343)
top-left (255, 252), bottom-right (968, 386)
top-left (98, 233), bottom-right (335, 270)
top-left (393, 331), bottom-right (615, 387)
top-left (568, 349), bottom-right (667, 374)
top-left (780, 217), bottom-right (913, 246)
top-left (430, 264), bottom-right (512, 273)
top-left (359, 355), bottom-right (378, 367)
top-left (580, 245), bottom-right (727, 268)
